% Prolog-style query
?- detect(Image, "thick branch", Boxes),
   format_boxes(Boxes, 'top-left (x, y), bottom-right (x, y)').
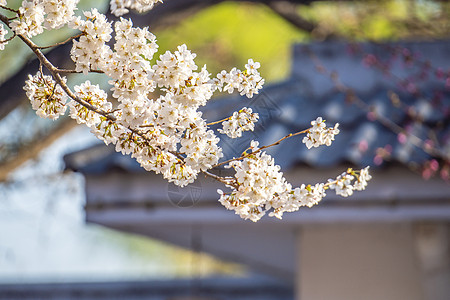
top-left (266, 1), bottom-right (317, 34)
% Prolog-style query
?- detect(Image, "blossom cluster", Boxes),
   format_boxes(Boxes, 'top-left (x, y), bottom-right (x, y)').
top-left (327, 167), bottom-right (372, 197)
top-left (69, 8), bottom-right (112, 74)
top-left (68, 80), bottom-right (112, 126)
top-left (10, 0), bottom-right (78, 38)
top-left (218, 107), bottom-right (259, 138)
top-left (302, 117), bottom-right (340, 149)
top-left (23, 72), bottom-right (68, 120)
top-left (214, 59), bottom-right (265, 98)
top-left (218, 142), bottom-right (372, 222)
top-left (2, 0), bottom-right (373, 222)
top-left (110, 0), bottom-right (162, 17)
top-left (68, 12), bottom-right (227, 186)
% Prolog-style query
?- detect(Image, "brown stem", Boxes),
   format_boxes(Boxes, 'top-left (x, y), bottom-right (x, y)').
top-left (201, 170), bottom-right (237, 187)
top-left (0, 5), bottom-right (19, 14)
top-left (213, 128), bottom-right (309, 168)
top-left (14, 31), bottom-right (115, 120)
top-left (0, 32), bottom-right (16, 43)
top-left (38, 32), bottom-right (84, 50)
top-left (56, 68), bottom-right (104, 74)
top-left (206, 116), bottom-right (232, 126)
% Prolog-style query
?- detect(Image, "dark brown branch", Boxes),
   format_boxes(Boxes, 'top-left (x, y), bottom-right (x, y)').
top-left (15, 30), bottom-right (115, 120)
top-left (266, 1), bottom-right (317, 34)
top-left (0, 5), bottom-right (19, 14)
top-left (37, 32), bottom-right (84, 49)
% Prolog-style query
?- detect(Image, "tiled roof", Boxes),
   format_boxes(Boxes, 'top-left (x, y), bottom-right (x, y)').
top-left (65, 41), bottom-right (450, 174)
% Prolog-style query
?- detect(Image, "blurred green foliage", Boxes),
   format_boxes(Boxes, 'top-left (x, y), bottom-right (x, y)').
top-left (2, 0), bottom-right (449, 83)
top-left (154, 2), bottom-right (306, 82)
top-left (299, 0), bottom-right (450, 41)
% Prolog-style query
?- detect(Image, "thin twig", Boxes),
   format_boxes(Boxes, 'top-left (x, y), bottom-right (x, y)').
top-left (38, 32), bottom-right (84, 49)
top-left (201, 170), bottom-right (237, 188)
top-left (56, 68), bottom-right (104, 74)
top-left (213, 128), bottom-right (309, 168)
top-left (0, 5), bottom-right (19, 14)
top-left (206, 116), bottom-right (232, 126)
top-left (0, 32), bottom-right (16, 43)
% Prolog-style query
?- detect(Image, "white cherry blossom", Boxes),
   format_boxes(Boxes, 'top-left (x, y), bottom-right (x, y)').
top-left (68, 80), bottom-right (112, 126)
top-left (303, 117), bottom-right (340, 149)
top-left (218, 107), bottom-right (259, 138)
top-left (1, 0), bottom-right (372, 222)
top-left (110, 0), bottom-right (162, 17)
top-left (24, 72), bottom-right (67, 120)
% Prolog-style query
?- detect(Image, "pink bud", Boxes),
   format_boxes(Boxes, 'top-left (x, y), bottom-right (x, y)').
top-left (429, 159), bottom-right (439, 172)
top-left (397, 133), bottom-right (407, 144)
top-left (374, 155), bottom-right (383, 166)
top-left (422, 168), bottom-right (432, 180)
top-left (358, 140), bottom-right (368, 153)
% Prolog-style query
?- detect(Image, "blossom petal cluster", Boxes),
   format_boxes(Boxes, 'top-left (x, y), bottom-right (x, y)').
top-left (10, 0), bottom-right (78, 38)
top-left (42, 0), bottom-right (79, 30)
top-left (303, 117), bottom-right (340, 149)
top-left (327, 167), bottom-right (372, 197)
top-left (10, 0), bottom-right (45, 37)
top-left (110, 0), bottom-right (162, 17)
top-left (68, 80), bottom-right (112, 126)
top-left (23, 72), bottom-right (68, 120)
top-left (217, 141), bottom-right (334, 222)
top-left (218, 107), bottom-right (259, 138)
top-left (106, 18), bottom-right (158, 99)
top-left (214, 59), bottom-right (265, 98)
top-left (353, 166), bottom-right (372, 191)
top-left (218, 149), bottom-right (372, 222)
top-left (69, 8), bottom-right (112, 74)
top-left (66, 19), bottom-right (229, 186)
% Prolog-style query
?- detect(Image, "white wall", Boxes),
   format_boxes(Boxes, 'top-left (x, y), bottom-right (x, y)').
top-left (297, 223), bottom-right (424, 300)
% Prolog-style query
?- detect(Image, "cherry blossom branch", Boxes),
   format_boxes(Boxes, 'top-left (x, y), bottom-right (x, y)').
top-left (213, 128), bottom-right (310, 168)
top-left (3, 16), bottom-right (228, 188)
top-left (202, 170), bottom-right (237, 187)
top-left (0, 2), bottom-right (372, 222)
top-left (17, 32), bottom-right (114, 120)
top-left (0, 10), bottom-right (10, 25)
